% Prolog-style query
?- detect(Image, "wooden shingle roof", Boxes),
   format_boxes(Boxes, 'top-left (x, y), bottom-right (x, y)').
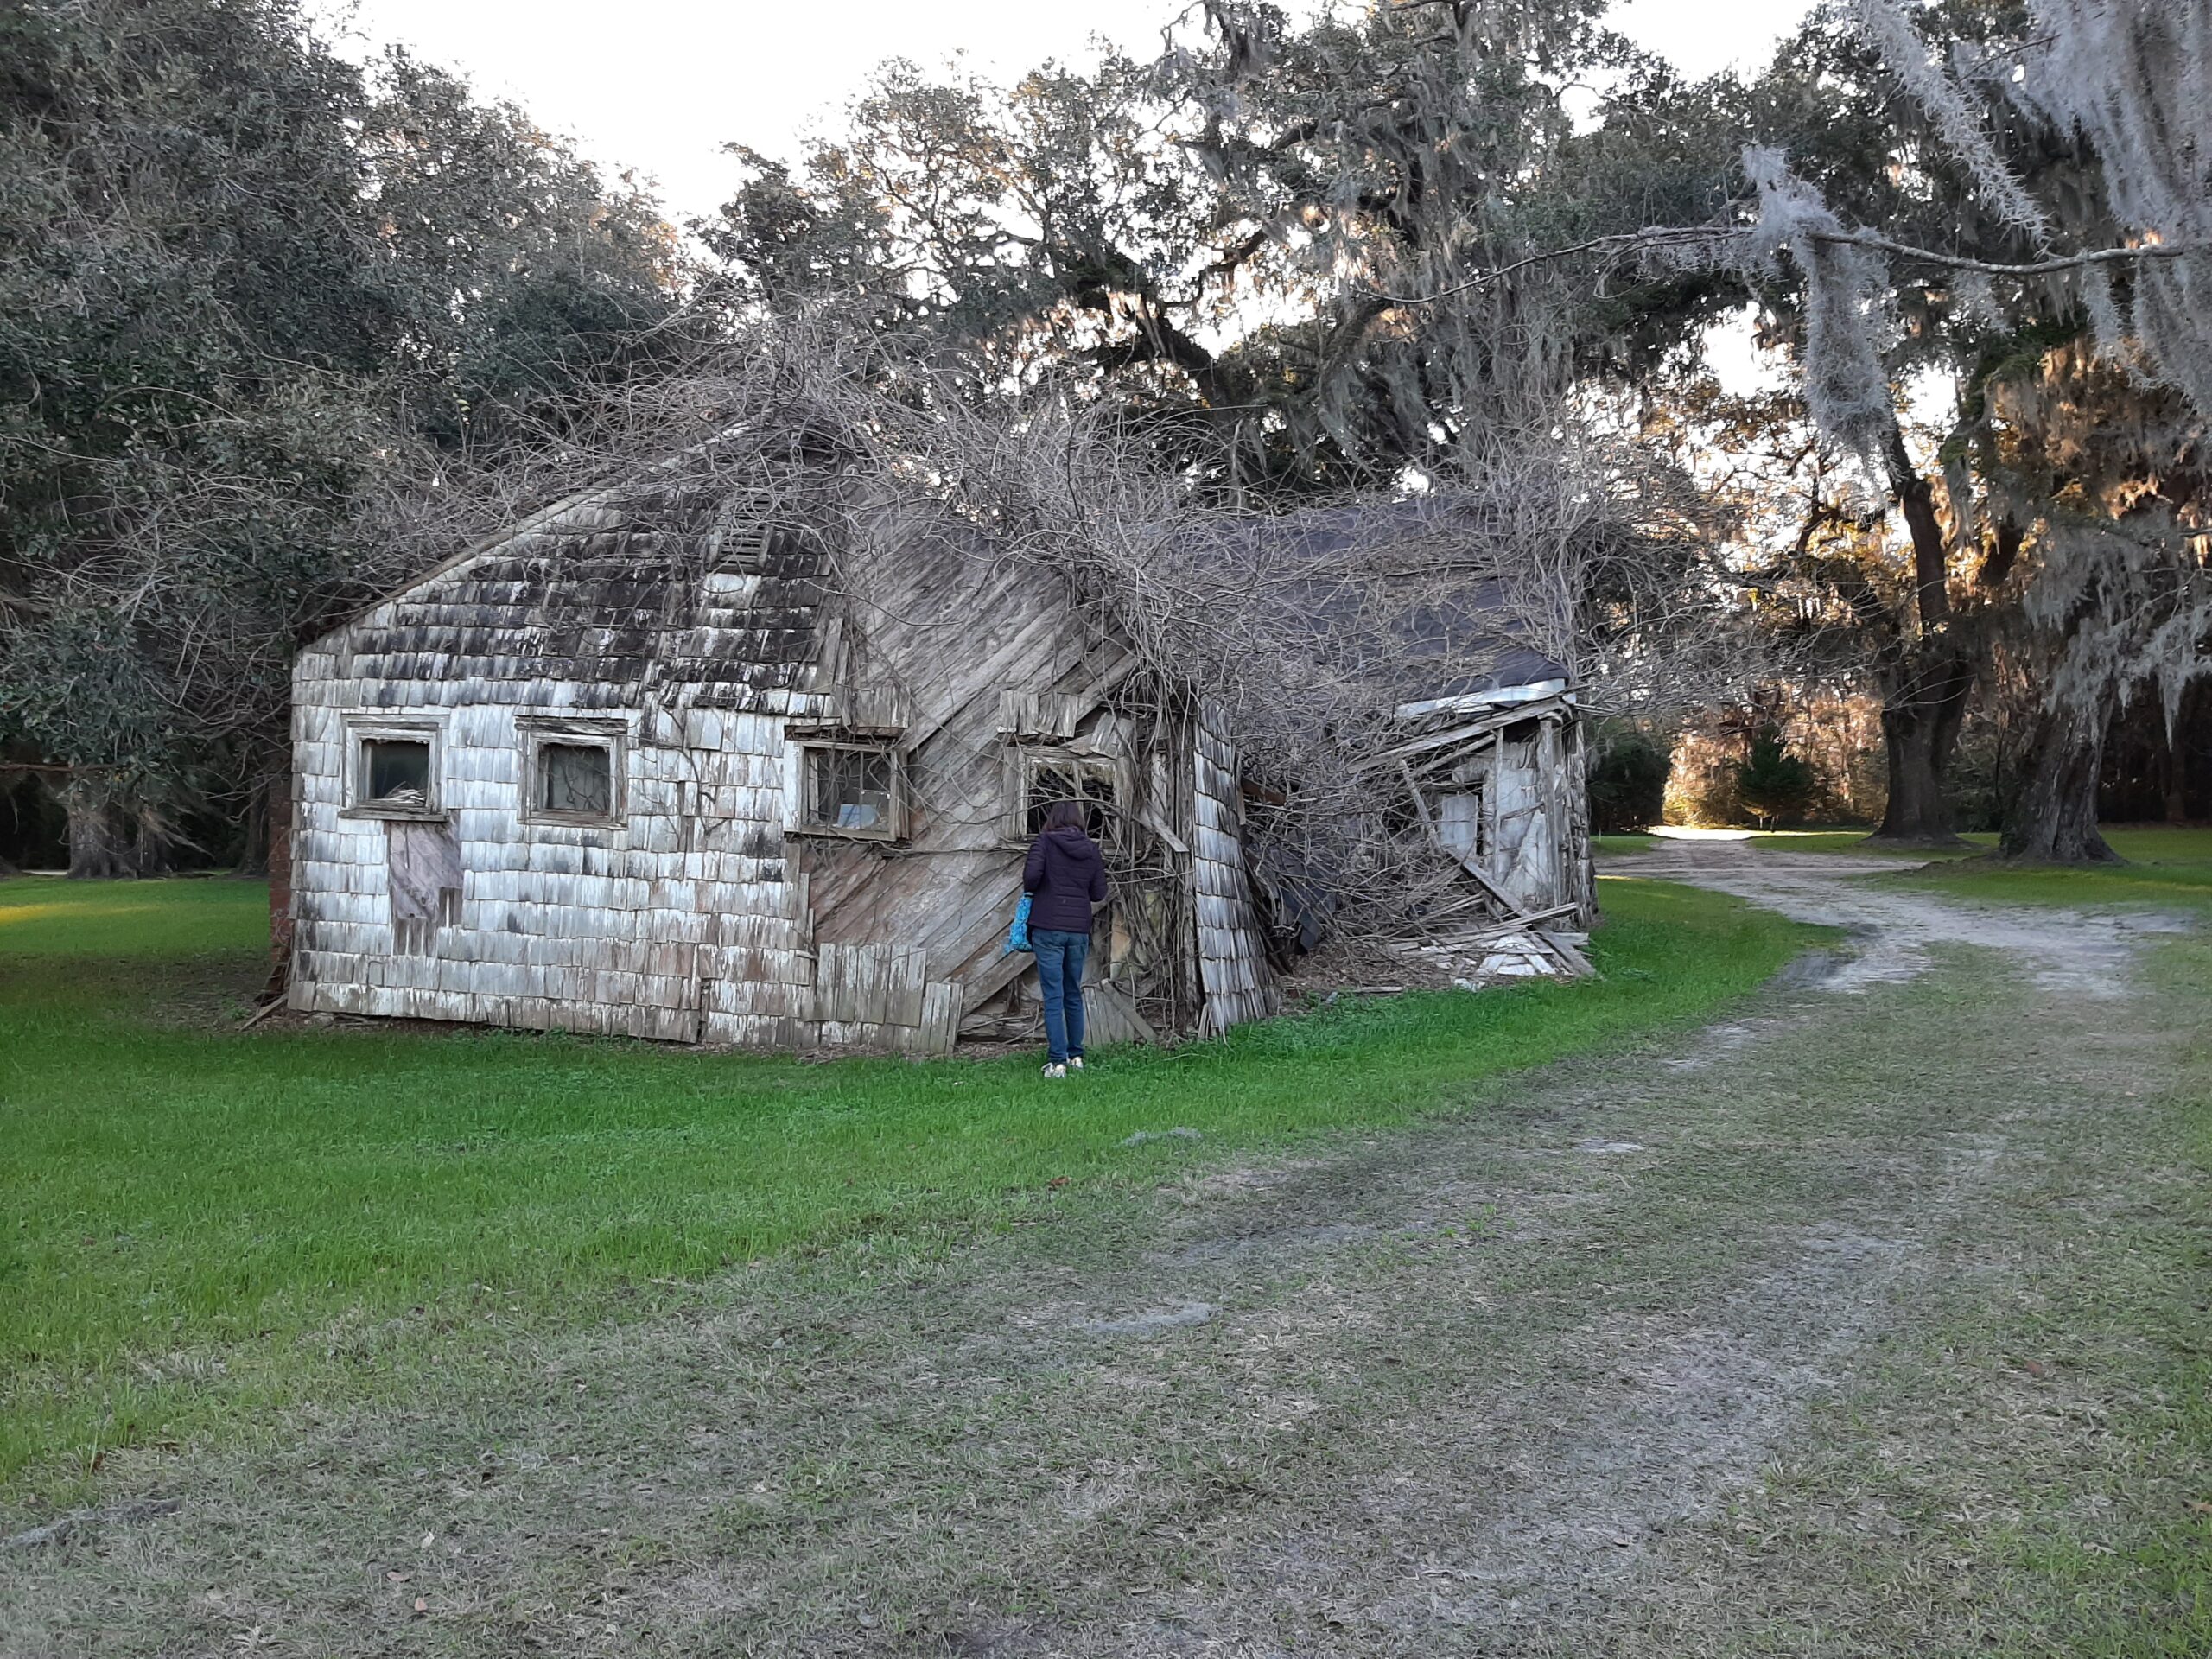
top-left (327, 475), bottom-right (831, 712)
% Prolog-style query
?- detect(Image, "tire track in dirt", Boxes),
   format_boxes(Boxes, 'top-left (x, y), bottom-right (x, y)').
top-left (3, 845), bottom-right (2193, 1657)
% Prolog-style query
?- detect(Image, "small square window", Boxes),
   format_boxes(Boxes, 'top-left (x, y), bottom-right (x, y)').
top-left (364, 739), bottom-right (431, 806)
top-left (802, 746), bottom-right (898, 837)
top-left (1023, 761), bottom-right (1113, 838)
top-left (519, 723), bottom-right (624, 827)
top-left (538, 742), bottom-right (613, 817)
top-left (345, 722), bottom-right (443, 818)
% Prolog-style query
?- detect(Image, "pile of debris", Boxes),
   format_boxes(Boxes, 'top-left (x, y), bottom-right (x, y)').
top-left (1381, 862), bottom-right (1593, 987)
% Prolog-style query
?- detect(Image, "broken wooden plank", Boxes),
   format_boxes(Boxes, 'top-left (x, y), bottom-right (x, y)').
top-left (1421, 902), bottom-right (1580, 944)
top-left (239, 998), bottom-right (287, 1031)
top-left (1536, 927), bottom-right (1594, 977)
top-left (1082, 981), bottom-right (1160, 1046)
top-left (1137, 804), bottom-right (1191, 856)
top-left (1397, 759), bottom-right (1442, 840)
top-left (1454, 855), bottom-right (1535, 919)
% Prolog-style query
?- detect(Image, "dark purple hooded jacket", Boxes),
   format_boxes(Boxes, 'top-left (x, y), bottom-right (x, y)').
top-left (1022, 825), bottom-right (1109, 934)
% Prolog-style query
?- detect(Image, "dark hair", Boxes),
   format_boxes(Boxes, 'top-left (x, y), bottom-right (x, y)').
top-left (1044, 800), bottom-right (1088, 833)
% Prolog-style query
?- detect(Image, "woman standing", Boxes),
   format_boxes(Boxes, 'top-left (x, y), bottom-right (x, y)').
top-left (1023, 800), bottom-right (1109, 1078)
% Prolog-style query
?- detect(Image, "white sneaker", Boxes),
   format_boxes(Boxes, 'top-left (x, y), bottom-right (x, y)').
top-left (1043, 1062), bottom-right (1066, 1080)
top-left (1067, 1056), bottom-right (1084, 1072)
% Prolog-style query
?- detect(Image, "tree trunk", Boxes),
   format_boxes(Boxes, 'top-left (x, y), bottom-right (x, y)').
top-left (236, 771), bottom-right (272, 877)
top-left (65, 785), bottom-right (138, 879)
top-left (62, 779), bottom-right (170, 879)
top-left (1867, 645), bottom-right (1975, 846)
top-left (1999, 542), bottom-right (2126, 863)
top-left (2160, 725), bottom-right (2189, 823)
top-left (2002, 707), bottom-right (2116, 861)
top-left (2000, 700), bottom-right (2120, 862)
top-left (1866, 422), bottom-right (1974, 847)
top-left (264, 759), bottom-right (295, 1001)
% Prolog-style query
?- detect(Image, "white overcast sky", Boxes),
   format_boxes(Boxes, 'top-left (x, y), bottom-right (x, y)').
top-left (322, 0), bottom-right (1816, 226)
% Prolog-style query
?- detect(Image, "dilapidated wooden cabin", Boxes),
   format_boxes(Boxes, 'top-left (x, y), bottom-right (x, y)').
top-left (285, 455), bottom-right (1278, 1053)
top-left (1364, 672), bottom-right (1597, 981)
top-left (1231, 503), bottom-right (1598, 983)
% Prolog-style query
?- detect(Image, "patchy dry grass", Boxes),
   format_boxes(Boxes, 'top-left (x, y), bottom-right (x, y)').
top-left (1, 853), bottom-right (2202, 1656)
top-left (1729, 823), bottom-right (2211, 875)
top-left (1747, 827), bottom-right (1996, 855)
top-left (1639, 926), bottom-right (2212, 1658)
top-left (0, 873), bottom-right (1819, 1503)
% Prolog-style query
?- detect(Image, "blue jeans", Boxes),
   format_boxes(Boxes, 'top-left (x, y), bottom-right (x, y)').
top-left (1032, 928), bottom-right (1090, 1064)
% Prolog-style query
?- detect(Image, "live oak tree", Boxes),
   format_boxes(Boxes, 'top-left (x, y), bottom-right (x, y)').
top-left (701, 52), bottom-right (1269, 479)
top-left (1157, 0), bottom-right (1739, 476)
top-left (705, 1), bottom-right (1741, 488)
top-left (1158, 0), bottom-right (2205, 859)
top-left (0, 0), bottom-right (696, 875)
top-left (1715, 0), bottom-right (2212, 860)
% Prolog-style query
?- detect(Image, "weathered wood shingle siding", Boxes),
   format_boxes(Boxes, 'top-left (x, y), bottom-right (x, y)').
top-left (1192, 702), bottom-right (1277, 1033)
top-left (291, 477), bottom-right (1280, 1054)
top-left (789, 512), bottom-right (1123, 1046)
top-left (290, 475), bottom-right (830, 1045)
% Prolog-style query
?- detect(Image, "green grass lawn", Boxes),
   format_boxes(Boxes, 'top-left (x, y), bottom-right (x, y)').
top-left (1747, 828), bottom-right (1998, 856)
top-left (0, 873), bottom-right (1824, 1500)
top-left (1901, 823), bottom-right (2212, 910)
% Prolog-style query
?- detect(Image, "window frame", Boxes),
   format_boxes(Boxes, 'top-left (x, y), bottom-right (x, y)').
top-left (1002, 744), bottom-right (1119, 847)
top-left (517, 716), bottom-right (627, 830)
top-left (340, 716), bottom-right (448, 822)
top-left (788, 738), bottom-right (906, 842)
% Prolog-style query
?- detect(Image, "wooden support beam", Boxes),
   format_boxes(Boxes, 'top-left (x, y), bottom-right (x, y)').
top-left (1362, 702), bottom-right (1563, 768)
top-left (1397, 760), bottom-right (1442, 841)
top-left (1455, 857), bottom-right (1530, 918)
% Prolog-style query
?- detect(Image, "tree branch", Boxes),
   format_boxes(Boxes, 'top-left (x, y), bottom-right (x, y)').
top-left (1369, 225), bottom-right (2210, 308)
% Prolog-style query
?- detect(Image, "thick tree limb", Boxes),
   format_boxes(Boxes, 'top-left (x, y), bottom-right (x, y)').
top-left (1371, 225), bottom-right (2210, 308)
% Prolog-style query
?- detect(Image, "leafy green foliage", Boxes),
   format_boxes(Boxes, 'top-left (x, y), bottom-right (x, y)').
top-left (1734, 727), bottom-right (1818, 825)
top-left (1587, 725), bottom-right (1672, 833)
top-left (0, 0), bottom-right (693, 850)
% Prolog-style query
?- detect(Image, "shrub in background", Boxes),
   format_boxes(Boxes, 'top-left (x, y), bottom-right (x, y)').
top-left (1735, 728), bottom-right (1819, 828)
top-left (1587, 726), bottom-right (1671, 833)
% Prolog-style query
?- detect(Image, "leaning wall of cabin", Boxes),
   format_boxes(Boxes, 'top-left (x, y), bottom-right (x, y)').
top-left (1192, 702), bottom-right (1277, 1034)
top-left (787, 508), bottom-right (1130, 1054)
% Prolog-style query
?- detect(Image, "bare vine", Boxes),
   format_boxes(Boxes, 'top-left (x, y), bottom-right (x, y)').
top-left (359, 304), bottom-right (1726, 957)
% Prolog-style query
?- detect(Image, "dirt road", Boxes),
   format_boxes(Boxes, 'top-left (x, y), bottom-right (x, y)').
top-left (6, 848), bottom-right (2204, 1656)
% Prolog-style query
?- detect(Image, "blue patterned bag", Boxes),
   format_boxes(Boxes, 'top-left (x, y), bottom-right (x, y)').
top-left (1007, 891), bottom-right (1034, 955)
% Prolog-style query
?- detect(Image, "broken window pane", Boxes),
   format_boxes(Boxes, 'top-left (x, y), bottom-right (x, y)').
top-left (362, 739), bottom-right (431, 806)
top-left (806, 747), bottom-right (893, 833)
top-left (1024, 763), bottom-right (1113, 837)
top-left (539, 742), bottom-right (614, 817)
